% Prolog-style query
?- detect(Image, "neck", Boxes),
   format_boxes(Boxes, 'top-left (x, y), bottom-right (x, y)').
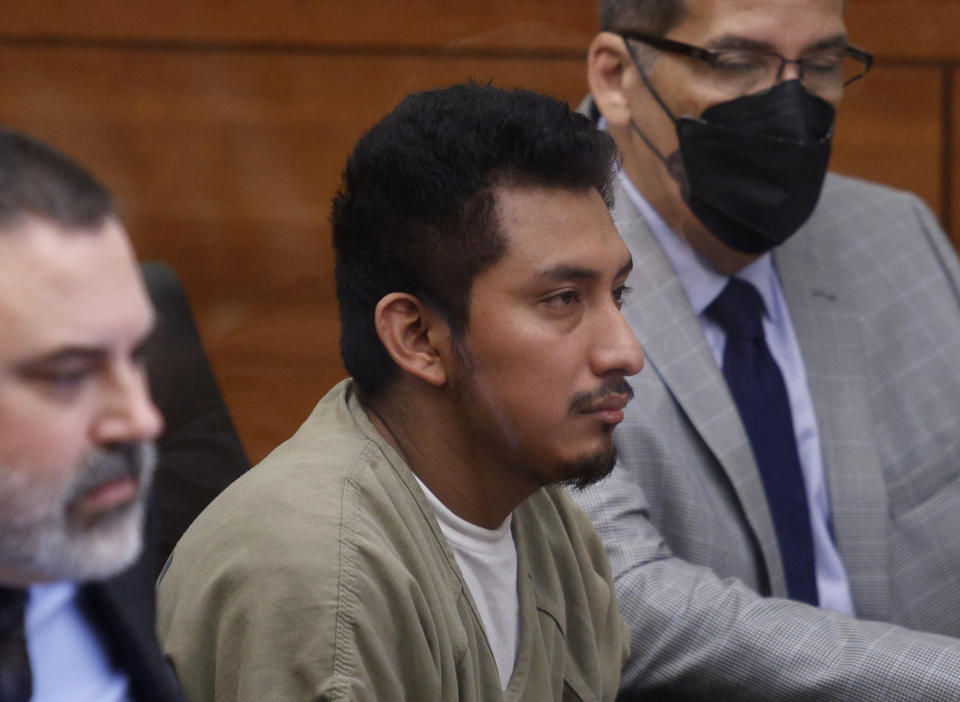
top-left (364, 384), bottom-right (533, 529)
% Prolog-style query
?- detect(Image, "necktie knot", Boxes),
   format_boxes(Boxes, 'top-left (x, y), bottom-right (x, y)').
top-left (706, 277), bottom-right (766, 340)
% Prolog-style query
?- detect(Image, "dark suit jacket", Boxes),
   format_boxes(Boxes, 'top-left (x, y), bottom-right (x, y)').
top-left (78, 539), bottom-right (186, 702)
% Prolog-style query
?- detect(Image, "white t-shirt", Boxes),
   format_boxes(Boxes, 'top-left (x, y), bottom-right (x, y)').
top-left (415, 476), bottom-right (520, 689)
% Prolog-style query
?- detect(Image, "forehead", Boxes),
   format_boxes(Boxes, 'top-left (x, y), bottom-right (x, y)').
top-left (672, 0), bottom-right (846, 51)
top-left (0, 216), bottom-right (153, 362)
top-left (487, 185), bottom-right (629, 281)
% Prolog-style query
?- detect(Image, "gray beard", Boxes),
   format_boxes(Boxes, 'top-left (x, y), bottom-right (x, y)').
top-left (0, 442), bottom-right (156, 583)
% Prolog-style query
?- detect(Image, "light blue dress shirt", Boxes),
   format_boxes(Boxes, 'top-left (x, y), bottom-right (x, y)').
top-left (618, 172), bottom-right (855, 615)
top-left (26, 582), bottom-right (132, 702)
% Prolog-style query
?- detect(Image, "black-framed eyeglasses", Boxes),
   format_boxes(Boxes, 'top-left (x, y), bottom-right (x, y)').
top-left (618, 29), bottom-right (873, 98)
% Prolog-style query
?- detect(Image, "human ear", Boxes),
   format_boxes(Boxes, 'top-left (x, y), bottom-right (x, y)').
top-left (588, 31), bottom-right (634, 128)
top-left (374, 293), bottom-right (451, 387)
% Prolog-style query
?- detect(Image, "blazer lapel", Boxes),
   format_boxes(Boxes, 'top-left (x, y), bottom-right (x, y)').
top-left (82, 544), bottom-right (186, 701)
top-left (775, 227), bottom-right (891, 619)
top-left (613, 188), bottom-right (789, 597)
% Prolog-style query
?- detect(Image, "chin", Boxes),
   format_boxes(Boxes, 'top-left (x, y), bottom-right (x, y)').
top-left (18, 498), bottom-right (146, 583)
top-left (559, 443), bottom-right (618, 491)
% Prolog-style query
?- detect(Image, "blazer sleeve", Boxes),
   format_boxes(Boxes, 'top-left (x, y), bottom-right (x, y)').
top-left (574, 462), bottom-right (960, 701)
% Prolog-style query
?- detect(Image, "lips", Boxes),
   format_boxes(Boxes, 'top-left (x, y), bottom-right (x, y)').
top-left (76, 476), bottom-right (139, 514)
top-left (581, 394), bottom-right (631, 424)
top-left (65, 442), bottom-right (154, 523)
top-left (583, 395), bottom-right (630, 413)
top-left (66, 474), bottom-right (141, 522)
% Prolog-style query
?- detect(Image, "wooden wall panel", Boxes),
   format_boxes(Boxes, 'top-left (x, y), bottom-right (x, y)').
top-left (846, 0), bottom-right (960, 60)
top-left (832, 67), bottom-right (943, 216)
top-left (3, 1), bottom-right (959, 61)
top-left (0, 45), bottom-right (588, 460)
top-left (0, 1), bottom-right (957, 460)
top-left (0, 1), bottom-right (594, 50)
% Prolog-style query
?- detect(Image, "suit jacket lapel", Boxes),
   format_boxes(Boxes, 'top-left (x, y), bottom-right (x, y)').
top-left (775, 226), bottom-right (890, 619)
top-left (82, 544), bottom-right (185, 702)
top-left (613, 187), bottom-right (790, 597)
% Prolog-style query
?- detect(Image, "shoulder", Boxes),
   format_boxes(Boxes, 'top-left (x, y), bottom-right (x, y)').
top-left (818, 173), bottom-right (922, 209)
top-left (164, 395), bottom-right (371, 569)
top-left (787, 174), bottom-right (951, 268)
top-left (807, 173), bottom-right (937, 234)
top-left (156, 380), bottom-right (435, 627)
top-left (155, 384), bottom-right (460, 700)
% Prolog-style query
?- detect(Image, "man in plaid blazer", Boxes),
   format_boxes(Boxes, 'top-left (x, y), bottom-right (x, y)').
top-left (576, 0), bottom-right (960, 698)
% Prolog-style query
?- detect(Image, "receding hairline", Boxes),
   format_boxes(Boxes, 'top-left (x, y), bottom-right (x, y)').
top-left (0, 126), bottom-right (115, 231)
top-left (599, 0), bottom-right (689, 35)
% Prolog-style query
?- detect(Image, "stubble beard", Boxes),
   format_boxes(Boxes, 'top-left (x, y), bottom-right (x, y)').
top-left (560, 378), bottom-right (633, 490)
top-left (448, 340), bottom-right (624, 491)
top-left (0, 442), bottom-right (157, 583)
top-left (560, 440), bottom-right (619, 491)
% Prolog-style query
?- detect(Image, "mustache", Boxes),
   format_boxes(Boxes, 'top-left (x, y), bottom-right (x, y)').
top-left (67, 442), bottom-right (157, 503)
top-left (568, 378), bottom-right (635, 415)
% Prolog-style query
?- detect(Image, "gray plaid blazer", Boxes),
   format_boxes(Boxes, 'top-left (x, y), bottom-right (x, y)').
top-left (575, 171), bottom-right (960, 699)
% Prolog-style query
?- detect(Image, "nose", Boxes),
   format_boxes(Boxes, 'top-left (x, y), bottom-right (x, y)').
top-left (779, 58), bottom-right (804, 83)
top-left (591, 304), bottom-right (645, 378)
top-left (92, 362), bottom-right (164, 445)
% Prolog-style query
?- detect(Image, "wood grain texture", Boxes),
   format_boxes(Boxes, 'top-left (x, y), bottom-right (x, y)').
top-left (0, 1), bottom-right (594, 50)
top-left (846, 0), bottom-right (960, 61)
top-left (0, 45), bottom-right (588, 460)
top-left (832, 66), bottom-right (943, 216)
top-left (0, 1), bottom-right (956, 459)
top-left (2, 1), bottom-right (958, 60)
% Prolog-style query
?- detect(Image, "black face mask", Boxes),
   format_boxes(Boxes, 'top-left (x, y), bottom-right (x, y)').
top-left (628, 63), bottom-right (836, 255)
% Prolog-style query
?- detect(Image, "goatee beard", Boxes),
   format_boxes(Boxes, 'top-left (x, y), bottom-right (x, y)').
top-left (561, 443), bottom-right (618, 491)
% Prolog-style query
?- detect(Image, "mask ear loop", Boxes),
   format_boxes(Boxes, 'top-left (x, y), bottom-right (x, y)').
top-left (622, 36), bottom-right (679, 122)
top-left (621, 35), bottom-right (688, 188)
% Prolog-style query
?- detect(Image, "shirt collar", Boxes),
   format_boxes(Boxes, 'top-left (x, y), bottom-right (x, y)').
top-left (617, 170), bottom-right (780, 322)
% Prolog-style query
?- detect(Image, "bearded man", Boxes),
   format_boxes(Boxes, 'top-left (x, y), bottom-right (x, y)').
top-left (0, 127), bottom-right (184, 702)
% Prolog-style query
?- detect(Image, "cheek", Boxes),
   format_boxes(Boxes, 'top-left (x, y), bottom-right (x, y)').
top-left (0, 403), bottom-right (88, 483)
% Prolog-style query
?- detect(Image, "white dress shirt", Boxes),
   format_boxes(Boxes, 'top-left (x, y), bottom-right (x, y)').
top-left (26, 582), bottom-right (132, 702)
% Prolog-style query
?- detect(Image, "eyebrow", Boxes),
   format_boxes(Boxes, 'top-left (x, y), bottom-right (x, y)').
top-left (533, 257), bottom-right (634, 284)
top-left (14, 347), bottom-right (108, 374)
top-left (12, 327), bottom-right (156, 375)
top-left (706, 33), bottom-right (849, 54)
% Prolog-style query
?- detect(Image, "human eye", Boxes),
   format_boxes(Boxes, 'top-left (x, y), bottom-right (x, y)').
top-left (16, 355), bottom-right (101, 400)
top-left (714, 51), bottom-right (768, 74)
top-left (25, 365), bottom-right (95, 397)
top-left (803, 52), bottom-right (843, 75)
top-left (540, 289), bottom-right (582, 314)
top-left (612, 285), bottom-right (632, 310)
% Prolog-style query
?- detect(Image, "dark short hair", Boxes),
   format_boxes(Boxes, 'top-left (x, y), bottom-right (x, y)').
top-left (331, 82), bottom-right (619, 400)
top-left (0, 127), bottom-right (113, 231)
top-left (599, 0), bottom-right (687, 34)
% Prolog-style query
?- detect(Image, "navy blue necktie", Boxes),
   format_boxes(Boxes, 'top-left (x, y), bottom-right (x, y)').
top-left (0, 587), bottom-right (31, 702)
top-left (706, 278), bottom-right (819, 605)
